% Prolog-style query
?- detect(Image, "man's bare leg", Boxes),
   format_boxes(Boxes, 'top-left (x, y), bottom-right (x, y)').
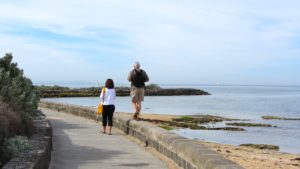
top-left (132, 102), bottom-right (137, 113)
top-left (132, 101), bottom-right (138, 119)
top-left (136, 101), bottom-right (142, 120)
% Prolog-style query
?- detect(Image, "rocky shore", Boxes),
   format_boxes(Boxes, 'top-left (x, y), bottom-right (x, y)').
top-left (226, 122), bottom-right (276, 127)
top-left (262, 116), bottom-right (300, 120)
top-left (126, 113), bottom-right (300, 169)
top-left (36, 85), bottom-right (210, 98)
top-left (140, 114), bottom-right (237, 130)
top-left (240, 144), bottom-right (279, 150)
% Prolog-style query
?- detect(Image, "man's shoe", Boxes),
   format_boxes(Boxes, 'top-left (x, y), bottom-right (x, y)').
top-left (133, 113), bottom-right (138, 120)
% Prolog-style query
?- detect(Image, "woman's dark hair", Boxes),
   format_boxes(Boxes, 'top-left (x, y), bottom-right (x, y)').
top-left (105, 79), bottom-right (114, 89)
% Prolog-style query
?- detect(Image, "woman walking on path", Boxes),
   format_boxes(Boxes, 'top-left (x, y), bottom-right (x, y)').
top-left (100, 79), bottom-right (116, 135)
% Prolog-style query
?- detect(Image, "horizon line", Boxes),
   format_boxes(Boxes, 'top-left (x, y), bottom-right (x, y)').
top-left (33, 81), bottom-right (300, 88)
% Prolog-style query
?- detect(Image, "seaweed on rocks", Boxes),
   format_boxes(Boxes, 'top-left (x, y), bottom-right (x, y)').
top-left (142, 115), bottom-right (245, 131)
top-left (262, 116), bottom-right (300, 120)
top-left (226, 122), bottom-right (274, 127)
top-left (240, 144), bottom-right (279, 150)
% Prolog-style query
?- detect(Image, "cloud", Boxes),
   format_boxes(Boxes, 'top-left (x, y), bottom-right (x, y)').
top-left (0, 0), bottom-right (300, 85)
top-left (0, 34), bottom-right (93, 80)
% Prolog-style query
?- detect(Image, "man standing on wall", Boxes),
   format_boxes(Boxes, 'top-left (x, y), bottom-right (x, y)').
top-left (128, 61), bottom-right (149, 120)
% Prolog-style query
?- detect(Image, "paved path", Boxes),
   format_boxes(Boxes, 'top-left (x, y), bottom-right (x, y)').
top-left (42, 108), bottom-right (167, 169)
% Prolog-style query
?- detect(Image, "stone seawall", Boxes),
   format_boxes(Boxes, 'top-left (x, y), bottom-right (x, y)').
top-left (3, 112), bottom-right (52, 169)
top-left (39, 101), bottom-right (243, 169)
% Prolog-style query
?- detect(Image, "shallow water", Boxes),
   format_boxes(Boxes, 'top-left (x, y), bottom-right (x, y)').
top-left (44, 85), bottom-right (300, 153)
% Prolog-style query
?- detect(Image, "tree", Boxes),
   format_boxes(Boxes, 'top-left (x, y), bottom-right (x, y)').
top-left (0, 53), bottom-right (39, 167)
top-left (0, 53), bottom-right (39, 122)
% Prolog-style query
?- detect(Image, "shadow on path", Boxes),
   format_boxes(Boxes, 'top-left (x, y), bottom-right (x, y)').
top-left (49, 118), bottom-right (133, 169)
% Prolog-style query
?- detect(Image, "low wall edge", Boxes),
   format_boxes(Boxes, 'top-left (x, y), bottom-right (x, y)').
top-left (39, 100), bottom-right (243, 169)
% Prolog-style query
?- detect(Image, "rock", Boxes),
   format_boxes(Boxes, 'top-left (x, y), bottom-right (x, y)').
top-left (291, 158), bottom-right (300, 161)
top-left (239, 144), bottom-right (279, 150)
top-left (190, 125), bottom-right (207, 130)
top-left (144, 88), bottom-right (210, 96)
top-left (226, 122), bottom-right (273, 127)
top-left (172, 115), bottom-right (229, 124)
top-left (207, 127), bottom-right (245, 131)
top-left (142, 115), bottom-right (245, 131)
top-left (159, 125), bottom-right (173, 130)
top-left (262, 116), bottom-right (300, 120)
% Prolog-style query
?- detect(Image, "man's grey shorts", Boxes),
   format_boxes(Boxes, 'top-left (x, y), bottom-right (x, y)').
top-left (130, 86), bottom-right (145, 102)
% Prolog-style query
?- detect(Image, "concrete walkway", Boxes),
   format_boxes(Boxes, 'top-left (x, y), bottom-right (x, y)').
top-left (42, 108), bottom-right (168, 169)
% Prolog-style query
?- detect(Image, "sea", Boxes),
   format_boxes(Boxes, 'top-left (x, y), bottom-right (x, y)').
top-left (43, 84), bottom-right (300, 154)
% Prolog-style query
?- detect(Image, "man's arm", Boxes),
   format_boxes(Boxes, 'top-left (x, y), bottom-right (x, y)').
top-left (127, 70), bottom-right (133, 81)
top-left (143, 71), bottom-right (149, 82)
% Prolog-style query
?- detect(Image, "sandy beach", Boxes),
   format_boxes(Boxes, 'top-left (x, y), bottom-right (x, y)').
top-left (199, 141), bottom-right (300, 169)
top-left (123, 113), bottom-right (300, 169)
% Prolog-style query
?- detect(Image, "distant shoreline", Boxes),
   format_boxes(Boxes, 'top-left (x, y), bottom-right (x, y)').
top-left (36, 85), bottom-right (210, 98)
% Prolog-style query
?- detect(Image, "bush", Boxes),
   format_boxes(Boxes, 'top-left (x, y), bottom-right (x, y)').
top-left (0, 53), bottom-right (39, 123)
top-left (35, 85), bottom-right (70, 91)
top-left (146, 83), bottom-right (161, 90)
top-left (0, 53), bottom-right (39, 165)
top-left (2, 136), bottom-right (29, 158)
top-left (0, 101), bottom-right (24, 147)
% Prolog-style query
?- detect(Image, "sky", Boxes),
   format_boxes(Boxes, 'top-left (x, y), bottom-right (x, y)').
top-left (0, 0), bottom-right (300, 86)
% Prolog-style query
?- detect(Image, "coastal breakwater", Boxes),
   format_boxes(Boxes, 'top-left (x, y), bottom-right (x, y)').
top-left (38, 86), bottom-right (210, 98)
top-left (39, 101), bottom-right (243, 169)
